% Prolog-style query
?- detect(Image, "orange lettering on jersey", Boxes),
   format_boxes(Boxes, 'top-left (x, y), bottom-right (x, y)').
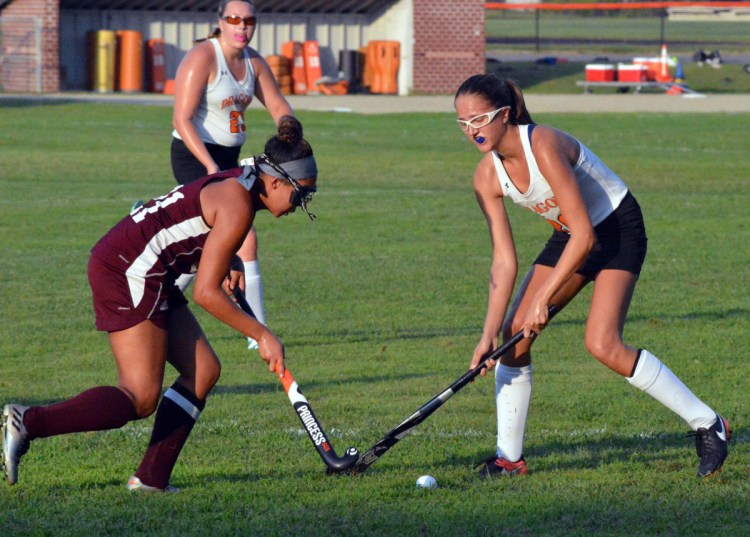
top-left (235, 94), bottom-right (252, 107)
top-left (547, 213), bottom-right (570, 233)
top-left (529, 197), bottom-right (558, 215)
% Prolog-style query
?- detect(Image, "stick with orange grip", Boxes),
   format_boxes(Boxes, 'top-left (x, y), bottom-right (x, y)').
top-left (232, 289), bottom-right (359, 473)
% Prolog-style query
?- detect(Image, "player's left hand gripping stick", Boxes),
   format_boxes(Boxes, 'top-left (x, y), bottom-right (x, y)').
top-left (231, 288), bottom-right (359, 473)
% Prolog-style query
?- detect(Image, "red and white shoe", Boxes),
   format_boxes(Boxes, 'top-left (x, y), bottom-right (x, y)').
top-left (476, 454), bottom-right (528, 478)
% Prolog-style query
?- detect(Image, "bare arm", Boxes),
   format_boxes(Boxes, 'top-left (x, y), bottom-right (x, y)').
top-left (193, 180), bottom-right (285, 373)
top-left (173, 43), bottom-right (220, 174)
top-left (523, 127), bottom-right (595, 335)
top-left (470, 154), bottom-right (518, 373)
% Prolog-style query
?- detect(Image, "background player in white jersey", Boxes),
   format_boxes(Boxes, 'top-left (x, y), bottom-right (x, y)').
top-left (171, 0), bottom-right (293, 349)
top-left (2, 117), bottom-right (317, 491)
top-left (454, 74), bottom-right (730, 479)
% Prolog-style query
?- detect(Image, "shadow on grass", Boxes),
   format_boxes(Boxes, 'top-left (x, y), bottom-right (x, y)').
top-left (6, 306), bottom-right (744, 407)
top-left (406, 428), bottom-right (746, 477)
top-left (211, 371), bottom-right (434, 397)
top-left (253, 306), bottom-right (749, 348)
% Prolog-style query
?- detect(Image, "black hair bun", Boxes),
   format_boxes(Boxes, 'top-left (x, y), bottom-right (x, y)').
top-left (276, 115), bottom-right (303, 145)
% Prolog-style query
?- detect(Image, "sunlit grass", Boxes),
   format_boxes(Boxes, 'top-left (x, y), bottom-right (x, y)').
top-left (0, 104), bottom-right (748, 536)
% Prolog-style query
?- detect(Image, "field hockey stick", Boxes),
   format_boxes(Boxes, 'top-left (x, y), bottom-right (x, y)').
top-left (231, 289), bottom-right (360, 474)
top-left (351, 304), bottom-right (559, 474)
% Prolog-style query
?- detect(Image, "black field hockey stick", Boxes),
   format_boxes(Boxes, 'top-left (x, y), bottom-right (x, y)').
top-left (351, 305), bottom-right (559, 474)
top-left (232, 288), bottom-right (359, 473)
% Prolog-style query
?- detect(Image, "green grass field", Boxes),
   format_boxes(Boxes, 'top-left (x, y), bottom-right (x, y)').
top-left (486, 12), bottom-right (750, 52)
top-left (0, 103), bottom-right (748, 536)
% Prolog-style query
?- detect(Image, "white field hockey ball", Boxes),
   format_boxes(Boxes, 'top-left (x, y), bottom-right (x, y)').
top-left (415, 475), bottom-right (437, 489)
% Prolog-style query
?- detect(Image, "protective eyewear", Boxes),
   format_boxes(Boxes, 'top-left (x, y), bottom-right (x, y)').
top-left (258, 155), bottom-right (317, 221)
top-left (456, 106), bottom-right (509, 132)
top-left (222, 15), bottom-right (257, 26)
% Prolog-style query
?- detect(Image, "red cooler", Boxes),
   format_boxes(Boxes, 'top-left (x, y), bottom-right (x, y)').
top-left (585, 64), bottom-right (615, 82)
top-left (617, 64), bottom-right (648, 82)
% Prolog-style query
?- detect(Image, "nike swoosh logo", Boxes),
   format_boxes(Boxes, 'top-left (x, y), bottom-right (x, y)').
top-left (715, 417), bottom-right (727, 442)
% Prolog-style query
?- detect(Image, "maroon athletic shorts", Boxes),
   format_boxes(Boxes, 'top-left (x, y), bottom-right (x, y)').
top-left (87, 253), bottom-right (188, 332)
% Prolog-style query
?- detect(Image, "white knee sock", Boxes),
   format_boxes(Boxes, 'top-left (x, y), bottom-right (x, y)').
top-left (495, 364), bottom-right (532, 462)
top-left (243, 261), bottom-right (265, 326)
top-left (626, 349), bottom-right (716, 430)
top-left (175, 273), bottom-right (195, 292)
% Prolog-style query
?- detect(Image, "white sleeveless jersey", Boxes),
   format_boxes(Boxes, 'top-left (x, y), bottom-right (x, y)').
top-left (491, 124), bottom-right (628, 233)
top-left (173, 38), bottom-right (256, 147)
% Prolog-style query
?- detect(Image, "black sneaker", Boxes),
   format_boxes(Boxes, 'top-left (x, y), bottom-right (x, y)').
top-left (692, 414), bottom-right (731, 478)
top-left (475, 454), bottom-right (528, 478)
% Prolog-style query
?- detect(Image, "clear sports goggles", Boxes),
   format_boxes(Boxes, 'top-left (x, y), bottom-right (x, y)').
top-left (456, 106), bottom-right (509, 132)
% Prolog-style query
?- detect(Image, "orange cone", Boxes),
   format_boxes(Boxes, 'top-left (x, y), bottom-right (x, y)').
top-left (666, 85), bottom-right (684, 95)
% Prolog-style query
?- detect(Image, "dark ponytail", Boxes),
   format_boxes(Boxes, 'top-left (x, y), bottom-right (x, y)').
top-left (454, 74), bottom-right (534, 125)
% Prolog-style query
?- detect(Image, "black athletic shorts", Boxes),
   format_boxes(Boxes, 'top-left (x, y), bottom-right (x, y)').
top-left (533, 191), bottom-right (648, 277)
top-left (170, 137), bottom-right (242, 185)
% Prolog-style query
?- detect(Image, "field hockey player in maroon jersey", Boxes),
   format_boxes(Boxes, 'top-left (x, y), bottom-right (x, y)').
top-left (2, 116), bottom-right (317, 492)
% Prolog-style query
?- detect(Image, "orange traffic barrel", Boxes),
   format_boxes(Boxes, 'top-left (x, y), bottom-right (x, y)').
top-left (380, 41), bottom-right (399, 94)
top-left (281, 41), bottom-right (307, 94)
top-left (266, 54), bottom-right (292, 95)
top-left (370, 40), bottom-right (399, 94)
top-left (116, 30), bottom-right (143, 93)
top-left (87, 30), bottom-right (116, 93)
top-left (302, 40), bottom-right (323, 92)
top-left (364, 41), bottom-right (383, 93)
top-left (145, 38), bottom-right (166, 93)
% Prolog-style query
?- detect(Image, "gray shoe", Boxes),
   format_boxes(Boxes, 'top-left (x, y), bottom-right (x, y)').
top-left (126, 475), bottom-right (179, 493)
top-left (2, 404), bottom-right (30, 485)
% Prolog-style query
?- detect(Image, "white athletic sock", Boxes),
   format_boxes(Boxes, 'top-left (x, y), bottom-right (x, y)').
top-left (243, 261), bottom-right (266, 326)
top-left (626, 349), bottom-right (716, 430)
top-left (175, 273), bottom-right (195, 292)
top-left (495, 364), bottom-right (532, 462)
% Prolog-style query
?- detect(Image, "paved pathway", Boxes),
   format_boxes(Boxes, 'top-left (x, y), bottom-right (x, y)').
top-left (2, 91), bottom-right (749, 114)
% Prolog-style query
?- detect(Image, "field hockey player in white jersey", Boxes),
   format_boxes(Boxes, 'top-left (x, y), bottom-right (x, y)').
top-left (454, 74), bottom-right (730, 479)
top-left (171, 0), bottom-right (294, 350)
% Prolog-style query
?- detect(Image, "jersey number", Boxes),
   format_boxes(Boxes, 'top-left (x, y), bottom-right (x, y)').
top-left (131, 187), bottom-right (185, 223)
top-left (548, 213), bottom-right (570, 233)
top-left (229, 111), bottom-right (246, 134)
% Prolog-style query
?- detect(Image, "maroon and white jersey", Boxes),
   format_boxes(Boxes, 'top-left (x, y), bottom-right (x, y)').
top-left (90, 168), bottom-right (249, 309)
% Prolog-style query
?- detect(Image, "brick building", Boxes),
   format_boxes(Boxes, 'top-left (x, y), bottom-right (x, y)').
top-left (413, 0), bottom-right (485, 94)
top-left (0, 0), bottom-right (485, 95)
top-left (0, 0), bottom-right (59, 92)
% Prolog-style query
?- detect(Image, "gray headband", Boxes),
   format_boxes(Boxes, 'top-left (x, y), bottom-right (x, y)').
top-left (257, 155), bottom-right (318, 180)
